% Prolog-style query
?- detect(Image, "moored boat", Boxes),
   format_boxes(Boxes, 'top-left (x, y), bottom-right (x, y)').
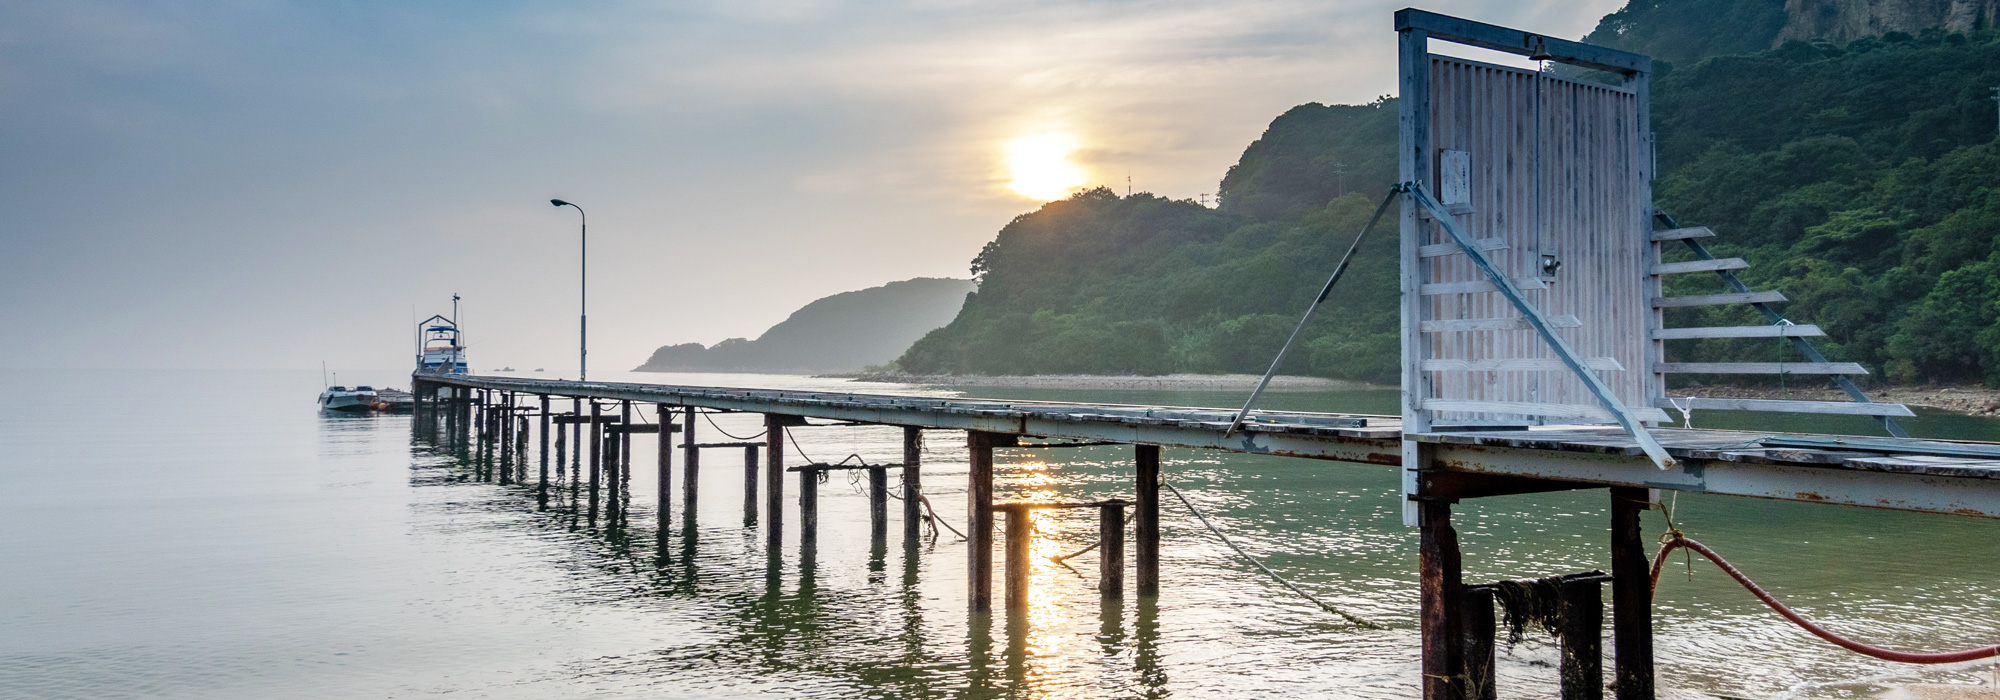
top-left (318, 385), bottom-right (381, 412)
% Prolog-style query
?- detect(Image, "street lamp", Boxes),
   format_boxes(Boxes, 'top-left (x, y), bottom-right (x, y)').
top-left (551, 198), bottom-right (586, 381)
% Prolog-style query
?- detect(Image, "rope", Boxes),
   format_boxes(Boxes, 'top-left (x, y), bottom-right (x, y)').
top-left (1666, 396), bottom-right (1695, 429)
top-left (699, 410), bottom-right (767, 441)
top-left (1651, 525), bottom-right (2000, 664)
top-left (1050, 510), bottom-right (1133, 564)
top-left (1161, 475), bottom-right (1380, 629)
top-left (917, 493), bottom-right (964, 541)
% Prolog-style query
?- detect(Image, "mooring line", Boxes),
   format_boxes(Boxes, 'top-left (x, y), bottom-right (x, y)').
top-left (699, 410), bottom-right (767, 441)
top-left (1160, 475), bottom-right (1381, 629)
top-left (1652, 521), bottom-right (2000, 664)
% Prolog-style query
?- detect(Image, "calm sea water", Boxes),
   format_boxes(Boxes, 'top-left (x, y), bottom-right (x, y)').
top-left (2, 368), bottom-right (1997, 699)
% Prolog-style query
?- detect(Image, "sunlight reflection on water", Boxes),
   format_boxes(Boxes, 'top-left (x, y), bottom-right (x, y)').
top-left (0, 369), bottom-right (1996, 699)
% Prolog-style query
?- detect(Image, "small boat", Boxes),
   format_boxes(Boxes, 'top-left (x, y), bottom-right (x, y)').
top-left (416, 296), bottom-right (468, 376)
top-left (319, 385), bottom-right (382, 412)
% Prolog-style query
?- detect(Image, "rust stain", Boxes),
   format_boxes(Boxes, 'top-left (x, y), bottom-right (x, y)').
top-left (1792, 491), bottom-right (1829, 502)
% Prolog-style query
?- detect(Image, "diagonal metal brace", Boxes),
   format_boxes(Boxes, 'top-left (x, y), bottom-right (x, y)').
top-left (1653, 212), bottom-right (1909, 439)
top-left (1408, 185), bottom-right (1676, 470)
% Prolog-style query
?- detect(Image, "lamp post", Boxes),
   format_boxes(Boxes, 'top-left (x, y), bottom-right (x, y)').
top-left (551, 199), bottom-right (586, 381)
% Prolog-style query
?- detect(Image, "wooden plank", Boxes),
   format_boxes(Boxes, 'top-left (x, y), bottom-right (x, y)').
top-left (1420, 277), bottom-right (1549, 295)
top-left (1651, 397), bottom-right (1914, 417)
top-left (1651, 291), bottom-right (1787, 308)
top-left (1654, 362), bottom-right (1868, 375)
top-left (1421, 315), bottom-right (1583, 332)
top-left (605, 423), bottom-right (672, 434)
top-left (1651, 325), bottom-right (1824, 340)
top-left (1424, 357), bottom-right (1625, 372)
top-left (1419, 237), bottom-right (1508, 258)
top-left (1423, 399), bottom-right (1672, 423)
top-left (1650, 258), bottom-right (1747, 275)
top-left (1648, 226), bottom-right (1713, 242)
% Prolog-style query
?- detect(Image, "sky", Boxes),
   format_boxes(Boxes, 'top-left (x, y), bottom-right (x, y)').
top-left (0, 0), bottom-right (1623, 374)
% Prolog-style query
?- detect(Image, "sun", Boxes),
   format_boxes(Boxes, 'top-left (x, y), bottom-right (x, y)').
top-left (1005, 133), bottom-right (1087, 201)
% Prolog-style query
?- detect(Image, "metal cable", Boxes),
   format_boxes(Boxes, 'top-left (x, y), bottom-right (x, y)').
top-left (699, 410), bottom-right (767, 441)
top-left (1161, 475), bottom-right (1381, 629)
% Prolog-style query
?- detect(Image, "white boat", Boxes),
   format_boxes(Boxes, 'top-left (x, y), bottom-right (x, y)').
top-left (319, 385), bottom-right (382, 412)
top-left (416, 295), bottom-right (468, 375)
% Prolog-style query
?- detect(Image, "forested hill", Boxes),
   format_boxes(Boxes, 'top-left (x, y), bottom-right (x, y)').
top-left (900, 12), bottom-right (2000, 386)
top-left (638, 277), bottom-right (973, 374)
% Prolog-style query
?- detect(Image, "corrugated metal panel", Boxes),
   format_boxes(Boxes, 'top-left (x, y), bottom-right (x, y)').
top-left (1418, 56), bottom-right (1650, 425)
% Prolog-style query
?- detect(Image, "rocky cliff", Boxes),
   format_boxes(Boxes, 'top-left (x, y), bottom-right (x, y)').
top-left (1780, 0), bottom-right (1998, 43)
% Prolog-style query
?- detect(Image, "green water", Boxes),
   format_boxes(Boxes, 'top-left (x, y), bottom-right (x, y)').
top-left (1, 369), bottom-right (1994, 699)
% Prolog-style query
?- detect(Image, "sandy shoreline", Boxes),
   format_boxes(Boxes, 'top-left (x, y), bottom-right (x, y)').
top-left (1674, 384), bottom-right (2000, 417)
top-left (832, 372), bottom-right (1387, 393)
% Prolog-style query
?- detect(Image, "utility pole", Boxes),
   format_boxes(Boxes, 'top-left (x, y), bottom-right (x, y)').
top-left (1992, 87), bottom-right (1998, 134)
top-left (1331, 162), bottom-right (1348, 197)
top-left (1126, 171), bottom-right (1132, 197)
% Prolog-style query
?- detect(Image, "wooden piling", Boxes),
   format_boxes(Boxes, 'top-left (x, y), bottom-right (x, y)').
top-left (1003, 505), bottom-right (1030, 611)
top-left (799, 460), bottom-right (818, 548)
top-left (608, 403), bottom-right (626, 510)
top-left (656, 404), bottom-right (673, 523)
top-left (1418, 498), bottom-right (1464, 700)
top-left (570, 398), bottom-right (582, 490)
top-left (765, 414), bottom-right (785, 551)
top-left (869, 464), bottom-right (887, 541)
top-left (743, 444), bottom-right (759, 524)
top-left (1462, 587), bottom-right (1496, 700)
top-left (1134, 444), bottom-right (1160, 597)
top-left (588, 402), bottom-right (601, 521)
top-left (902, 427), bottom-right (922, 543)
top-left (474, 392), bottom-right (487, 475)
top-left (500, 394), bottom-right (513, 485)
top-left (1100, 501), bottom-right (1125, 598)
top-left (684, 408), bottom-right (701, 514)
top-left (555, 404), bottom-right (567, 484)
top-left (968, 431), bottom-right (997, 613)
top-left (516, 414), bottom-right (528, 484)
top-left (1560, 577), bottom-right (1605, 700)
top-left (1610, 487), bottom-right (1654, 700)
top-left (538, 395), bottom-right (550, 508)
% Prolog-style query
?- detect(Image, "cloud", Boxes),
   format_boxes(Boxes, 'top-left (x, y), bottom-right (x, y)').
top-left (0, 0), bottom-right (1625, 370)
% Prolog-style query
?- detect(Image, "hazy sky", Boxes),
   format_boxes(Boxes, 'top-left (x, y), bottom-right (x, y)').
top-left (2, 0), bottom-right (1621, 373)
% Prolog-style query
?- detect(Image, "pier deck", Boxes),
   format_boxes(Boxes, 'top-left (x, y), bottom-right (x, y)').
top-left (425, 374), bottom-right (2000, 519)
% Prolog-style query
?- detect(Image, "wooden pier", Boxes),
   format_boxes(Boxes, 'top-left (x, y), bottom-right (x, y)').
top-left (408, 372), bottom-right (2000, 698)
top-left (401, 10), bottom-right (2000, 697)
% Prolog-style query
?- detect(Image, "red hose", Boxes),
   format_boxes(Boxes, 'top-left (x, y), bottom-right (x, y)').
top-left (1651, 535), bottom-right (2000, 664)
